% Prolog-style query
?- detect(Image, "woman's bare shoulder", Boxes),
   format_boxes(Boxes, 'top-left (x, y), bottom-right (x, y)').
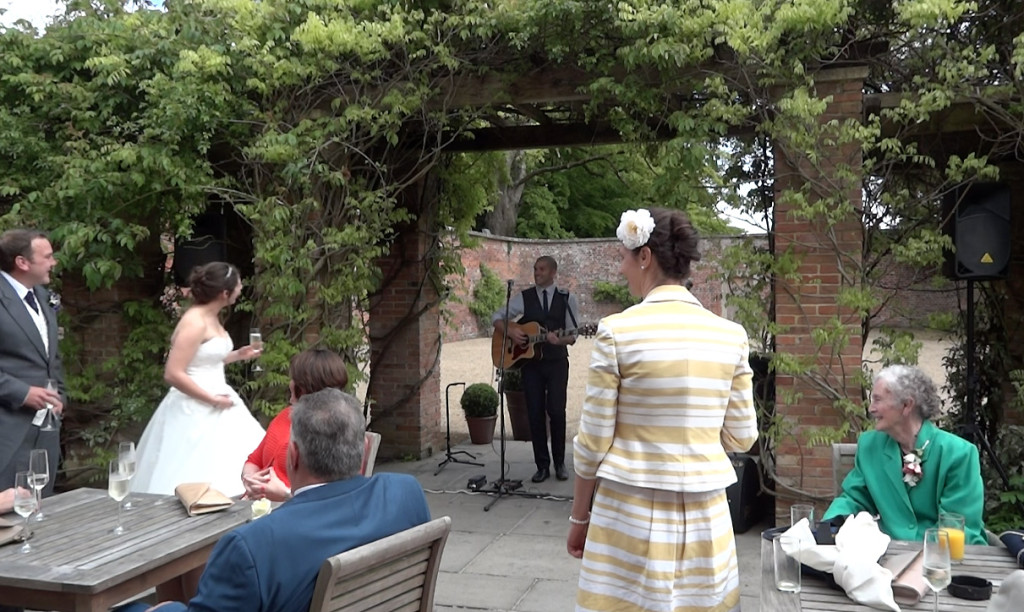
top-left (170, 307), bottom-right (210, 344)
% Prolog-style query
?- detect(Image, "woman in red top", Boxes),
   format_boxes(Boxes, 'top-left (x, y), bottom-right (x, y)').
top-left (240, 348), bottom-right (348, 500)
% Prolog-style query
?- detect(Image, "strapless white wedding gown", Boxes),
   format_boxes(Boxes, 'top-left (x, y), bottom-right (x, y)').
top-left (132, 336), bottom-right (265, 497)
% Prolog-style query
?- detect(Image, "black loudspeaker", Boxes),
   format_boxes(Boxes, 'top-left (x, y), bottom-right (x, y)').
top-left (172, 210), bottom-right (227, 285)
top-left (943, 182), bottom-right (1011, 280)
top-left (726, 453), bottom-right (766, 533)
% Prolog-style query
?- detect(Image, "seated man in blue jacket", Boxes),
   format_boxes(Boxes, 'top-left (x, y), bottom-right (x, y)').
top-left (131, 387), bottom-right (430, 612)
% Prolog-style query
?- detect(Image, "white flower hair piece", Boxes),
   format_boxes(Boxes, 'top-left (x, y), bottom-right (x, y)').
top-left (617, 209), bottom-right (655, 250)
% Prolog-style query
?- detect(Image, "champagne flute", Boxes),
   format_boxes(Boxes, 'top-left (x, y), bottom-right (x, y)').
top-left (108, 460), bottom-right (130, 535)
top-left (13, 472), bottom-right (36, 553)
top-left (118, 441), bottom-right (137, 510)
top-left (249, 328), bottom-right (263, 372)
top-left (28, 449), bottom-right (48, 521)
top-left (40, 378), bottom-right (58, 432)
top-left (923, 527), bottom-right (952, 612)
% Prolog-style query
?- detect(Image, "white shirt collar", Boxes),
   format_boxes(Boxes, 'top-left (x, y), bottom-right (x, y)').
top-left (1, 270), bottom-right (32, 299)
top-left (292, 482), bottom-right (328, 497)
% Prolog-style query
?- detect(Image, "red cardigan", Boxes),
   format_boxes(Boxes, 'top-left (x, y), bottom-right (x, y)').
top-left (246, 406), bottom-right (292, 487)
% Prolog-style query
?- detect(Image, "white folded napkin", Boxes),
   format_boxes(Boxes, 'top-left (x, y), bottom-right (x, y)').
top-left (989, 569), bottom-right (1024, 612)
top-left (780, 512), bottom-right (900, 611)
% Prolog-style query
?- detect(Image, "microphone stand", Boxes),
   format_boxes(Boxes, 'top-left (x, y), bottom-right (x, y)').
top-left (435, 382), bottom-right (483, 475)
top-left (484, 279), bottom-right (552, 511)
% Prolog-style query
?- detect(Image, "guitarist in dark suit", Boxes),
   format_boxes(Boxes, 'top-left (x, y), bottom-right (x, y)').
top-left (0, 229), bottom-right (64, 498)
top-left (492, 256), bottom-right (580, 483)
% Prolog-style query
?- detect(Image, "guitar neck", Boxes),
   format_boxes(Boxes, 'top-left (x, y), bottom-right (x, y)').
top-left (527, 328), bottom-right (577, 344)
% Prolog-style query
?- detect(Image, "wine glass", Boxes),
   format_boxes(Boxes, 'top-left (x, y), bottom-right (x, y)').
top-left (108, 460), bottom-right (130, 535)
top-left (40, 378), bottom-right (58, 431)
top-left (923, 527), bottom-right (952, 612)
top-left (13, 472), bottom-right (37, 553)
top-left (28, 449), bottom-right (48, 521)
top-left (118, 442), bottom-right (137, 510)
top-left (249, 328), bottom-right (263, 372)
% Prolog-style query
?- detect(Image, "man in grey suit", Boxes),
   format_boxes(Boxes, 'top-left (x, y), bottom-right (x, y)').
top-left (0, 229), bottom-right (63, 496)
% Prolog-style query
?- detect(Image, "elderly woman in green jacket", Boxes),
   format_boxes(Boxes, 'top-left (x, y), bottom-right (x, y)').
top-left (824, 364), bottom-right (987, 544)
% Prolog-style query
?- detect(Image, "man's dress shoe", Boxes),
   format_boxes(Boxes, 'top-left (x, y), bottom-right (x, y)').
top-left (555, 465), bottom-right (569, 481)
top-left (531, 468), bottom-right (550, 483)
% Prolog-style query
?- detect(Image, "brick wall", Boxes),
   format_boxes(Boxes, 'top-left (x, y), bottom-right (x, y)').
top-left (771, 67), bottom-right (868, 523)
top-left (366, 175), bottom-right (445, 460)
top-left (442, 232), bottom-right (956, 343)
top-left (443, 233), bottom-right (738, 342)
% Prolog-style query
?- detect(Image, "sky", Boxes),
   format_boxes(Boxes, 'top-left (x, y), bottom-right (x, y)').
top-left (0, 0), bottom-right (62, 27)
top-left (0, 0), bottom-right (165, 28)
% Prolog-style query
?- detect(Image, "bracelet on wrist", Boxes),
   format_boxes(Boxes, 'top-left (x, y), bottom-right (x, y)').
top-left (568, 513), bottom-right (590, 525)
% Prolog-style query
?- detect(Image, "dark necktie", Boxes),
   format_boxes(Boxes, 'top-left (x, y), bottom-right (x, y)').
top-left (24, 291), bottom-right (39, 314)
top-left (542, 289), bottom-right (549, 315)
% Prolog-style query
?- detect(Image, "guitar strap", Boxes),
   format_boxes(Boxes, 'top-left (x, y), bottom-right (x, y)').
top-left (565, 296), bottom-right (581, 331)
top-left (564, 292), bottom-right (579, 329)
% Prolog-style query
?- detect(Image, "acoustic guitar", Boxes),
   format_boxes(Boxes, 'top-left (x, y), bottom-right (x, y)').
top-left (491, 321), bottom-right (597, 369)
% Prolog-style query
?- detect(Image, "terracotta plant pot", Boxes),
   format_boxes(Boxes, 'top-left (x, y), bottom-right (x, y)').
top-left (466, 415), bottom-right (497, 444)
top-left (504, 391), bottom-right (532, 441)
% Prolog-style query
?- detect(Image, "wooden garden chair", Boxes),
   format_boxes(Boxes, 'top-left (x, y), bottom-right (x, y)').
top-left (361, 431), bottom-right (382, 476)
top-left (308, 516), bottom-right (451, 612)
top-left (831, 442), bottom-right (858, 496)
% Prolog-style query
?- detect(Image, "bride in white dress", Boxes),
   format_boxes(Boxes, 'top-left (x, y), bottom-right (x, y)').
top-left (132, 262), bottom-right (266, 497)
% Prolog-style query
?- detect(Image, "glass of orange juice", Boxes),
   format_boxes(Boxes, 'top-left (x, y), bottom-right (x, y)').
top-left (938, 512), bottom-right (966, 563)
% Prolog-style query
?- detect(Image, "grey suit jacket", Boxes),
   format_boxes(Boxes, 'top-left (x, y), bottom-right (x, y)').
top-left (0, 278), bottom-right (64, 470)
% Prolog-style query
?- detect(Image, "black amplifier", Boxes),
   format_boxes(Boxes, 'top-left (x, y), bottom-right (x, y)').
top-left (726, 453), bottom-right (767, 533)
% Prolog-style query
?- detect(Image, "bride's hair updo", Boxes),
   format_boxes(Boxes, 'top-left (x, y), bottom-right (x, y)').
top-left (188, 261), bottom-right (239, 304)
top-left (644, 208), bottom-right (701, 280)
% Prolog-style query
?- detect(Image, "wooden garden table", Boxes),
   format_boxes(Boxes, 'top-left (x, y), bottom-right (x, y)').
top-left (760, 533), bottom-right (1020, 611)
top-left (0, 487), bottom-right (250, 611)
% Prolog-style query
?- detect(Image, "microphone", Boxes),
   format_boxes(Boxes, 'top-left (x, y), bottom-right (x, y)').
top-left (506, 279), bottom-right (514, 288)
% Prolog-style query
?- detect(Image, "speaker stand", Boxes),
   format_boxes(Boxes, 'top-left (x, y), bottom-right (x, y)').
top-left (961, 279), bottom-right (1024, 517)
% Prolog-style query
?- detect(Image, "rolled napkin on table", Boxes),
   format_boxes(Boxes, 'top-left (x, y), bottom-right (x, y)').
top-left (998, 530), bottom-right (1024, 568)
top-left (0, 516), bottom-right (24, 547)
top-left (174, 482), bottom-right (234, 516)
top-left (881, 549), bottom-right (928, 606)
top-left (780, 511), bottom-right (900, 611)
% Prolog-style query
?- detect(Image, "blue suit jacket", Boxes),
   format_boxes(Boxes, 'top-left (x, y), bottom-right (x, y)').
top-left (824, 421), bottom-right (987, 545)
top-left (162, 473), bottom-right (430, 612)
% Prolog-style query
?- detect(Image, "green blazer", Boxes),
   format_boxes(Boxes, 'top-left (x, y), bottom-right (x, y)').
top-left (824, 420), bottom-right (987, 545)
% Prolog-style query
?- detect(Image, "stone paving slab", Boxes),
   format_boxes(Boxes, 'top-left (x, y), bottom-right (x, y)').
top-left (382, 439), bottom-right (769, 611)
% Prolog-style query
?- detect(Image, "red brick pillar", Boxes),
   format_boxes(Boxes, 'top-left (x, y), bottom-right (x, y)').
top-left (772, 67), bottom-right (867, 523)
top-left (366, 171), bottom-right (444, 459)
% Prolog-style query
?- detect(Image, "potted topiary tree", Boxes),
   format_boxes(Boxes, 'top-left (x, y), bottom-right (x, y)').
top-left (499, 368), bottom-right (532, 441)
top-left (461, 383), bottom-right (498, 444)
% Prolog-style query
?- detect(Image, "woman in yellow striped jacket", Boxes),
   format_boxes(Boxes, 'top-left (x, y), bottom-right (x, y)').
top-left (568, 208), bottom-right (759, 612)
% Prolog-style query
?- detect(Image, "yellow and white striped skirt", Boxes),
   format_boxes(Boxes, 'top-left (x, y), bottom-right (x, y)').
top-left (576, 479), bottom-right (740, 612)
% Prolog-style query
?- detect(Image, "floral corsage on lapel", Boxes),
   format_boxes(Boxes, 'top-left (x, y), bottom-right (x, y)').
top-left (902, 439), bottom-right (930, 487)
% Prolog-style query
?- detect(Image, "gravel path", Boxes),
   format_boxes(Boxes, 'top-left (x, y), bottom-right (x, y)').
top-left (437, 336), bottom-right (595, 440)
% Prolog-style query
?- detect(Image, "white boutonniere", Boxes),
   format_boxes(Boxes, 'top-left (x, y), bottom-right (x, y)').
top-left (616, 209), bottom-right (655, 250)
top-left (48, 292), bottom-right (62, 312)
top-left (902, 439), bottom-right (930, 487)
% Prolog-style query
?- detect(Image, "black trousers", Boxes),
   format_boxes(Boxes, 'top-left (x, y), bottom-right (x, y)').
top-left (521, 358), bottom-right (569, 470)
